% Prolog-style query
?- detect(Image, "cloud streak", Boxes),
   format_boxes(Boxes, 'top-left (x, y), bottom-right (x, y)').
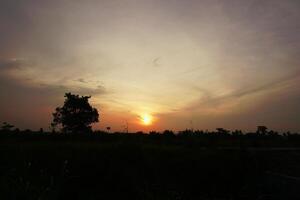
top-left (186, 70), bottom-right (300, 111)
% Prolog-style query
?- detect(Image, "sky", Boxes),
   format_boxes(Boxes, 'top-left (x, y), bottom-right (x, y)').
top-left (0, 0), bottom-right (300, 132)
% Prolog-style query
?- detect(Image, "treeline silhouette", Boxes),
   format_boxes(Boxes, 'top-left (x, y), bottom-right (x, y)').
top-left (1, 123), bottom-right (300, 148)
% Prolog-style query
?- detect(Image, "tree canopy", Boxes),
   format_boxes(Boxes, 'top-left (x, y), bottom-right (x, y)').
top-left (51, 93), bottom-right (99, 133)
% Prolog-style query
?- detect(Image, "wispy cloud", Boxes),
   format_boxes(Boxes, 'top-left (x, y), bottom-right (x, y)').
top-left (76, 78), bottom-right (88, 83)
top-left (0, 58), bottom-right (23, 71)
top-left (186, 71), bottom-right (300, 111)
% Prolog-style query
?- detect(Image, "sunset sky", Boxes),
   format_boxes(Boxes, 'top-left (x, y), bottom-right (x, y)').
top-left (1, 0), bottom-right (300, 132)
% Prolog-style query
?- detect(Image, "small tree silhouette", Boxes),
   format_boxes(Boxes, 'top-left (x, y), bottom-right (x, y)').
top-left (163, 130), bottom-right (174, 136)
top-left (256, 126), bottom-right (268, 135)
top-left (1, 122), bottom-right (14, 131)
top-left (51, 93), bottom-right (99, 133)
top-left (216, 128), bottom-right (230, 135)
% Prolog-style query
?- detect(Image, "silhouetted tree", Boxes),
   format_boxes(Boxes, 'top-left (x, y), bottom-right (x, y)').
top-left (51, 93), bottom-right (99, 133)
top-left (194, 130), bottom-right (205, 135)
top-left (232, 129), bottom-right (243, 136)
top-left (149, 131), bottom-right (159, 135)
top-left (268, 130), bottom-right (279, 136)
top-left (163, 130), bottom-right (174, 136)
top-left (1, 122), bottom-right (14, 131)
top-left (256, 126), bottom-right (268, 135)
top-left (216, 128), bottom-right (230, 135)
top-left (178, 129), bottom-right (194, 136)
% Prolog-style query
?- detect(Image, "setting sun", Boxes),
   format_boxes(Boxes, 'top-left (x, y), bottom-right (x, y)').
top-left (140, 114), bottom-right (153, 126)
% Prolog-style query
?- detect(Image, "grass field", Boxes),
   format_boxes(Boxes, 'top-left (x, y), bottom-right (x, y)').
top-left (1, 131), bottom-right (300, 199)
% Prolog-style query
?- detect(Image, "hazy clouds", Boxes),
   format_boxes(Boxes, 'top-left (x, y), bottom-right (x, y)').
top-left (0, 0), bottom-right (300, 131)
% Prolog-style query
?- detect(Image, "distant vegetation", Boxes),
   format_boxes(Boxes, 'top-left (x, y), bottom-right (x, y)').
top-left (1, 123), bottom-right (300, 148)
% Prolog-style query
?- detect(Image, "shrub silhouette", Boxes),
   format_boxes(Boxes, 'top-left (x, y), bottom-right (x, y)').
top-left (1, 122), bottom-right (14, 131)
top-left (163, 129), bottom-right (175, 136)
top-left (256, 126), bottom-right (268, 135)
top-left (51, 93), bottom-right (99, 133)
top-left (216, 128), bottom-right (230, 135)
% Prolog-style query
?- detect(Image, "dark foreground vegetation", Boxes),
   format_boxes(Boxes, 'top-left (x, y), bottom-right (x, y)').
top-left (1, 129), bottom-right (300, 200)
